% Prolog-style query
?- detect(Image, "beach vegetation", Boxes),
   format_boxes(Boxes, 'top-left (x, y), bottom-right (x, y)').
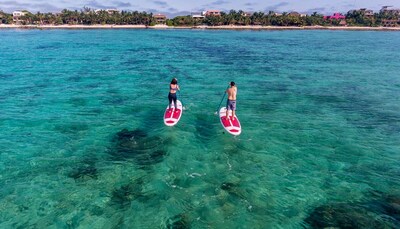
top-left (8, 8), bottom-right (155, 26)
top-left (305, 12), bottom-right (325, 26)
top-left (2, 7), bottom-right (399, 27)
top-left (0, 11), bottom-right (13, 24)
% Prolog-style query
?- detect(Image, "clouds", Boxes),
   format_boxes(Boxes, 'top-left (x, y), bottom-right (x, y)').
top-left (167, 7), bottom-right (178, 12)
top-left (210, 0), bottom-right (230, 6)
top-left (305, 7), bottom-right (326, 15)
top-left (201, 0), bottom-right (231, 12)
top-left (85, 0), bottom-right (114, 9)
top-left (265, 2), bottom-right (289, 12)
top-left (0, 1), bottom-right (62, 12)
top-left (153, 1), bottom-right (168, 8)
top-left (0, 0), bottom-right (134, 13)
top-left (80, 0), bottom-right (134, 11)
top-left (113, 1), bottom-right (132, 8)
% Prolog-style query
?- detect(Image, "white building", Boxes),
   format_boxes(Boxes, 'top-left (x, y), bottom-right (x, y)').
top-left (13, 10), bottom-right (26, 24)
top-left (191, 12), bottom-right (205, 19)
top-left (380, 6), bottom-right (400, 14)
top-left (95, 9), bottom-right (120, 14)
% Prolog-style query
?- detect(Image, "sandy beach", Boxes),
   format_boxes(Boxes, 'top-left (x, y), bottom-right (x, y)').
top-left (206, 25), bottom-right (400, 31)
top-left (1, 24), bottom-right (400, 31)
top-left (0, 24), bottom-right (147, 29)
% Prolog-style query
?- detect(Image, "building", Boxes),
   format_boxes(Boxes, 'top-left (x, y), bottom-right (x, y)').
top-left (380, 6), bottom-right (400, 15)
top-left (94, 9), bottom-right (120, 14)
top-left (241, 12), bottom-right (252, 17)
top-left (360, 8), bottom-right (374, 17)
top-left (13, 10), bottom-right (26, 24)
top-left (153, 14), bottom-right (167, 24)
top-left (288, 12), bottom-right (307, 17)
top-left (205, 10), bottom-right (221, 17)
top-left (324, 13), bottom-right (346, 20)
top-left (349, 8), bottom-right (374, 17)
top-left (382, 19), bottom-right (399, 27)
top-left (191, 12), bottom-right (205, 19)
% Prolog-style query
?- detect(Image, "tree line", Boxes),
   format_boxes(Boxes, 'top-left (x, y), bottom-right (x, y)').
top-left (0, 8), bottom-right (155, 25)
top-left (168, 10), bottom-right (400, 27)
top-left (1, 8), bottom-right (399, 26)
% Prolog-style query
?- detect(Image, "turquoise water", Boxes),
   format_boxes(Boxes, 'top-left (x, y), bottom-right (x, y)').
top-left (0, 29), bottom-right (399, 228)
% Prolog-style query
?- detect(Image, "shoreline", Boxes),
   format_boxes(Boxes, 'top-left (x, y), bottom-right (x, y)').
top-left (1, 24), bottom-right (400, 31)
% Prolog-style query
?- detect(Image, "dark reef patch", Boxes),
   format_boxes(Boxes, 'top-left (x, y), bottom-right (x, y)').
top-left (134, 150), bottom-right (167, 166)
top-left (68, 164), bottom-right (98, 181)
top-left (67, 158), bottom-right (98, 181)
top-left (166, 213), bottom-right (190, 229)
top-left (110, 179), bottom-right (148, 208)
top-left (89, 205), bottom-right (104, 216)
top-left (110, 128), bottom-right (168, 167)
top-left (221, 182), bottom-right (236, 191)
top-left (115, 128), bottom-right (147, 141)
top-left (220, 182), bottom-right (246, 199)
top-left (304, 195), bottom-right (400, 228)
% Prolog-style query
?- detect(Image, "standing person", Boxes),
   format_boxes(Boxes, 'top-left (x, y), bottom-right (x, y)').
top-left (226, 81), bottom-right (237, 120)
top-left (168, 78), bottom-right (180, 111)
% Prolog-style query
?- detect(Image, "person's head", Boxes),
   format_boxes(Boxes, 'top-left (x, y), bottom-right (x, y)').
top-left (171, 78), bottom-right (178, 85)
top-left (230, 81), bottom-right (235, 87)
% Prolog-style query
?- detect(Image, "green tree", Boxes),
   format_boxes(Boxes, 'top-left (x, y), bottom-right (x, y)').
top-left (0, 11), bottom-right (13, 24)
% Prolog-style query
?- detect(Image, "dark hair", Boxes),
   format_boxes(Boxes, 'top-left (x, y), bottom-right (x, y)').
top-left (171, 78), bottom-right (178, 84)
top-left (230, 81), bottom-right (235, 86)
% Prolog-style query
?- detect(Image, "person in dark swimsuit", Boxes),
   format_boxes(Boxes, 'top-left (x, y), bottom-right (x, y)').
top-left (168, 78), bottom-right (180, 111)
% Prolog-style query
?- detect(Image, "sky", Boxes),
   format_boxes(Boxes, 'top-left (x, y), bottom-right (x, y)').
top-left (1, 0), bottom-right (399, 17)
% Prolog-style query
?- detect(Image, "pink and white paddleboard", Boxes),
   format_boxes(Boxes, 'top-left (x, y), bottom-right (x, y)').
top-left (219, 107), bottom-right (241, 136)
top-left (164, 100), bottom-right (183, 126)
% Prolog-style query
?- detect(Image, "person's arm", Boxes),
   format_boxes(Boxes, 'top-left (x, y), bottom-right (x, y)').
top-left (177, 85), bottom-right (180, 91)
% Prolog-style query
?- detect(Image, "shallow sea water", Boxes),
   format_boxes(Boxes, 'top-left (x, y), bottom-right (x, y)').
top-left (0, 29), bottom-right (399, 228)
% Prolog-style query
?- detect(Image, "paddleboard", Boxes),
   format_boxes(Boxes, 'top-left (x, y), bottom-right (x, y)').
top-left (164, 100), bottom-right (183, 126)
top-left (219, 107), bottom-right (241, 136)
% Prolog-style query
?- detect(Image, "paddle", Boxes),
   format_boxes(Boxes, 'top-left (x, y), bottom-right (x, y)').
top-left (214, 85), bottom-right (230, 115)
top-left (178, 89), bottom-right (186, 110)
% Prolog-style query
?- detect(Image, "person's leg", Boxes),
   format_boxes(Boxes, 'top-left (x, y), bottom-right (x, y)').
top-left (168, 93), bottom-right (173, 110)
top-left (231, 101), bottom-right (236, 120)
top-left (173, 94), bottom-right (177, 111)
top-left (226, 100), bottom-right (230, 120)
